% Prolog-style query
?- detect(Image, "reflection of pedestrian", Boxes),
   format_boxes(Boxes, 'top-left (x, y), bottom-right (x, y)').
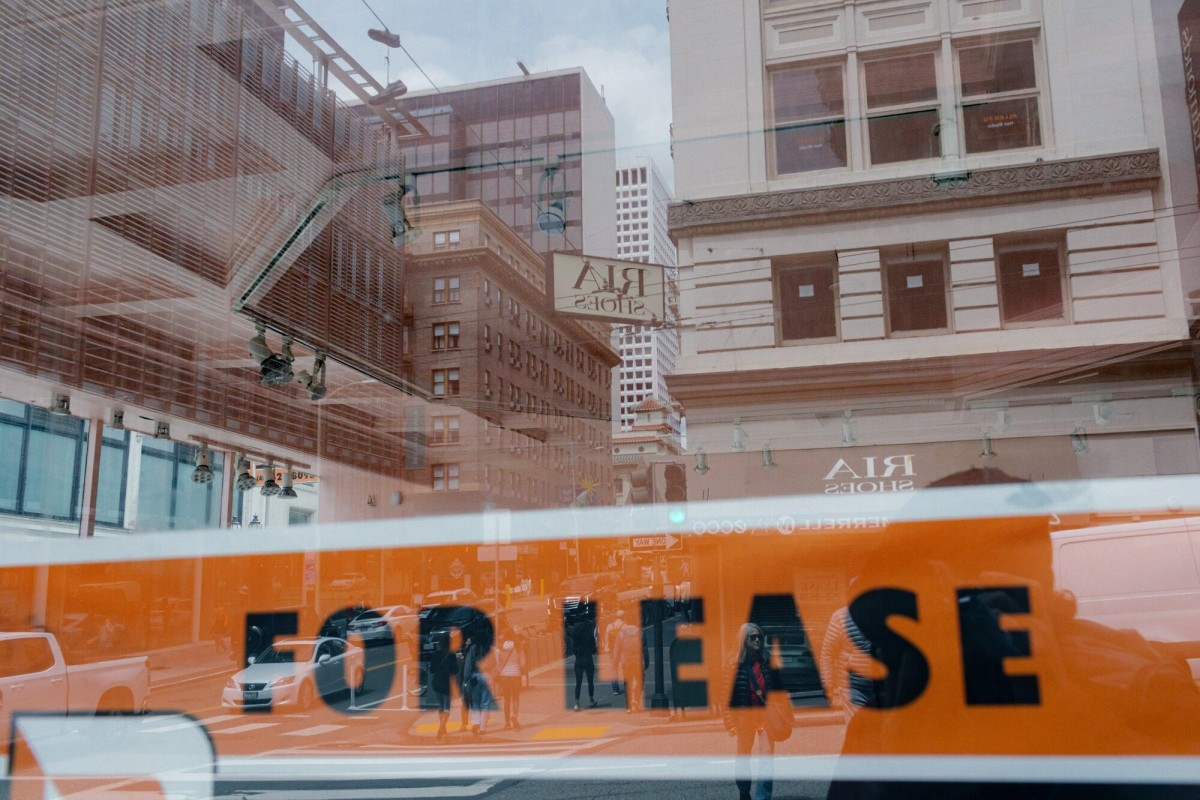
top-left (428, 633), bottom-right (457, 742)
top-left (612, 617), bottom-right (646, 712)
top-left (211, 606), bottom-right (231, 655)
top-left (496, 628), bottom-right (523, 730)
top-left (604, 610), bottom-right (626, 694)
top-left (724, 623), bottom-right (782, 800)
top-left (570, 616), bottom-right (598, 710)
top-left (459, 635), bottom-right (493, 738)
top-left (820, 603), bottom-right (873, 724)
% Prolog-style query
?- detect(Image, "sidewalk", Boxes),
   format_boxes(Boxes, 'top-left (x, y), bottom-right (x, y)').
top-left (147, 639), bottom-right (236, 689)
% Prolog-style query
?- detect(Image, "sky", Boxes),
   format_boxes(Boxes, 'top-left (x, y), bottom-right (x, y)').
top-left (295, 1), bottom-right (674, 186)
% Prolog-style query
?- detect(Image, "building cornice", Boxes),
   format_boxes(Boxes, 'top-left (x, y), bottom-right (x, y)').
top-left (668, 150), bottom-right (1160, 237)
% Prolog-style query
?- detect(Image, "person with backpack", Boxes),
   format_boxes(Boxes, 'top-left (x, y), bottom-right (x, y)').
top-left (495, 626), bottom-right (524, 729)
top-left (570, 614), bottom-right (599, 710)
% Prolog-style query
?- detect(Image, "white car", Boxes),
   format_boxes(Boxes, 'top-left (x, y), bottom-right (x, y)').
top-left (221, 637), bottom-right (364, 712)
top-left (346, 605), bottom-right (417, 646)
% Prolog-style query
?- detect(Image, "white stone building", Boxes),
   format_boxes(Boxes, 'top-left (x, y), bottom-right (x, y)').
top-left (614, 157), bottom-right (683, 436)
top-left (666, 0), bottom-right (1200, 496)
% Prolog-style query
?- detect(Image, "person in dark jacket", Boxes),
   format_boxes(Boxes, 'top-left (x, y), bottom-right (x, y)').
top-left (724, 623), bottom-right (783, 800)
top-left (570, 615), bottom-right (599, 710)
top-left (428, 632), bottom-right (458, 742)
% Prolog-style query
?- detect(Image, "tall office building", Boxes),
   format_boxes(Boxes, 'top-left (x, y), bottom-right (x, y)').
top-left (389, 68), bottom-right (617, 262)
top-left (613, 157), bottom-right (681, 434)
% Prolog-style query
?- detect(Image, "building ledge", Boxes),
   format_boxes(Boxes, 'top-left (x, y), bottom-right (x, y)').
top-left (668, 150), bottom-right (1160, 237)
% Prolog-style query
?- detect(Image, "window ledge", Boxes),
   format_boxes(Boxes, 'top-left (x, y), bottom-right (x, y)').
top-left (669, 149), bottom-right (1159, 237)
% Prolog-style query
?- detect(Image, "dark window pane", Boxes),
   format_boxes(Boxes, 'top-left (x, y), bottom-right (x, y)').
top-left (963, 96), bottom-right (1040, 153)
top-left (868, 109), bottom-right (942, 164)
top-left (774, 120), bottom-right (848, 174)
top-left (779, 265), bottom-right (838, 340)
top-left (998, 242), bottom-right (1064, 323)
top-left (886, 256), bottom-right (948, 333)
top-left (865, 53), bottom-right (938, 108)
top-left (960, 40), bottom-right (1036, 96)
top-left (772, 64), bottom-right (844, 121)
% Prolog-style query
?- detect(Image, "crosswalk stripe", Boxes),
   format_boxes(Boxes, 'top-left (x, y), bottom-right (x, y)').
top-left (214, 722), bottom-right (278, 735)
top-left (283, 724), bottom-right (348, 737)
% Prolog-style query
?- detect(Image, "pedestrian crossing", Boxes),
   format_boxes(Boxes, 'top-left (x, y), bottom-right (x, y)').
top-left (139, 710), bottom-right (615, 752)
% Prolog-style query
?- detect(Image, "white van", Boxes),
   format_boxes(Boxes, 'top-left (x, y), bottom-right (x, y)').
top-left (1052, 516), bottom-right (1200, 680)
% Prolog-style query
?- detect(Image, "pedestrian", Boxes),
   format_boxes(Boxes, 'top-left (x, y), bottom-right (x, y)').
top-left (496, 627), bottom-right (523, 730)
top-left (428, 632), bottom-right (458, 742)
top-left (612, 614), bottom-right (646, 712)
top-left (723, 623), bottom-right (783, 800)
top-left (570, 614), bottom-right (599, 710)
top-left (211, 606), bottom-right (231, 655)
top-left (459, 633), bottom-right (493, 739)
top-left (604, 610), bottom-right (626, 694)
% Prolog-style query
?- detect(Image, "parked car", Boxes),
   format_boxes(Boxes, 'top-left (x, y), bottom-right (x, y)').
top-left (549, 572), bottom-right (620, 622)
top-left (0, 631), bottom-right (150, 748)
top-left (421, 588), bottom-right (480, 607)
top-left (222, 637), bottom-right (364, 712)
top-left (330, 572), bottom-right (369, 592)
top-left (347, 604), bottom-right (418, 648)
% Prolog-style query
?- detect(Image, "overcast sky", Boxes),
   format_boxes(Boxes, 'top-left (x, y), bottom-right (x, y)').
top-left (298, 1), bottom-right (674, 186)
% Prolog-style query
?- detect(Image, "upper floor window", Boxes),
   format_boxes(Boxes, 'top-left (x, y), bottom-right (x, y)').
top-left (864, 52), bottom-right (941, 165)
top-left (432, 368), bottom-right (460, 397)
top-left (432, 463), bottom-right (460, 491)
top-left (995, 233), bottom-right (1065, 325)
top-left (433, 230), bottom-right (461, 249)
top-left (958, 39), bottom-right (1041, 154)
top-left (776, 259), bottom-right (839, 342)
top-left (769, 62), bottom-right (847, 175)
top-left (433, 276), bottom-right (460, 304)
top-left (883, 244), bottom-right (950, 335)
top-left (432, 322), bottom-right (460, 351)
top-left (430, 415), bottom-right (460, 445)
top-left (769, 37), bottom-right (1043, 175)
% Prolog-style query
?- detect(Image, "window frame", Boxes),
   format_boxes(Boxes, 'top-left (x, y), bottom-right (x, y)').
top-left (774, 256), bottom-right (841, 345)
top-left (767, 60), bottom-right (849, 177)
top-left (955, 35), bottom-right (1045, 156)
top-left (432, 368), bottom-right (461, 397)
top-left (881, 243), bottom-right (953, 338)
top-left (994, 231), bottom-right (1070, 328)
top-left (860, 49), bottom-right (943, 167)
top-left (432, 463), bottom-right (460, 492)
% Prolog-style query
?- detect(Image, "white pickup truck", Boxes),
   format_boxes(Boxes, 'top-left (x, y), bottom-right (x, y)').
top-left (0, 631), bottom-right (150, 745)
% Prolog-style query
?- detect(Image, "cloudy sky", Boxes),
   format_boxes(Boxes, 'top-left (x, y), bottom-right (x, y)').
top-left (298, 1), bottom-right (674, 185)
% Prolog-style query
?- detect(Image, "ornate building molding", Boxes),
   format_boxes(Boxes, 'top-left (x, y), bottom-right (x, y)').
top-left (668, 150), bottom-right (1160, 237)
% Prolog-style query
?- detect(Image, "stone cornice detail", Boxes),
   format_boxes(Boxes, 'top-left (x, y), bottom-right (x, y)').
top-left (668, 150), bottom-right (1160, 237)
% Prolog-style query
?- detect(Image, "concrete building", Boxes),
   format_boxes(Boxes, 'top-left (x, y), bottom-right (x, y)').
top-left (399, 200), bottom-right (619, 517)
top-left (613, 157), bottom-right (682, 435)
top-left (666, 0), bottom-right (1200, 496)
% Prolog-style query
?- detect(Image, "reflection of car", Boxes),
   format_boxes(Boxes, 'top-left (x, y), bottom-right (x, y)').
top-left (0, 632), bottom-right (149, 747)
top-left (221, 637), bottom-right (364, 712)
top-left (422, 588), bottom-right (479, 607)
top-left (331, 573), bottom-right (368, 592)
top-left (347, 604), bottom-right (417, 646)
top-left (418, 600), bottom-right (493, 665)
top-left (550, 572), bottom-right (620, 621)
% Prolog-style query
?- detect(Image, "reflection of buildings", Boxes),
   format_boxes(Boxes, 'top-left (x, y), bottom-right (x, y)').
top-left (667, 1), bottom-right (1200, 497)
top-left (387, 68), bottom-right (617, 261)
top-left (613, 157), bottom-right (682, 437)
top-left (401, 201), bottom-right (619, 516)
top-left (0, 0), bottom-right (423, 536)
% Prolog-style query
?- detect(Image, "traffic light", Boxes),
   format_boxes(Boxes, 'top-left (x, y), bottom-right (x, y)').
top-left (629, 465), bottom-right (653, 504)
top-left (656, 462), bottom-right (687, 503)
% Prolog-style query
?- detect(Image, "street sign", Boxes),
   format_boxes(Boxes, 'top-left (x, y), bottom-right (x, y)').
top-left (631, 534), bottom-right (681, 551)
